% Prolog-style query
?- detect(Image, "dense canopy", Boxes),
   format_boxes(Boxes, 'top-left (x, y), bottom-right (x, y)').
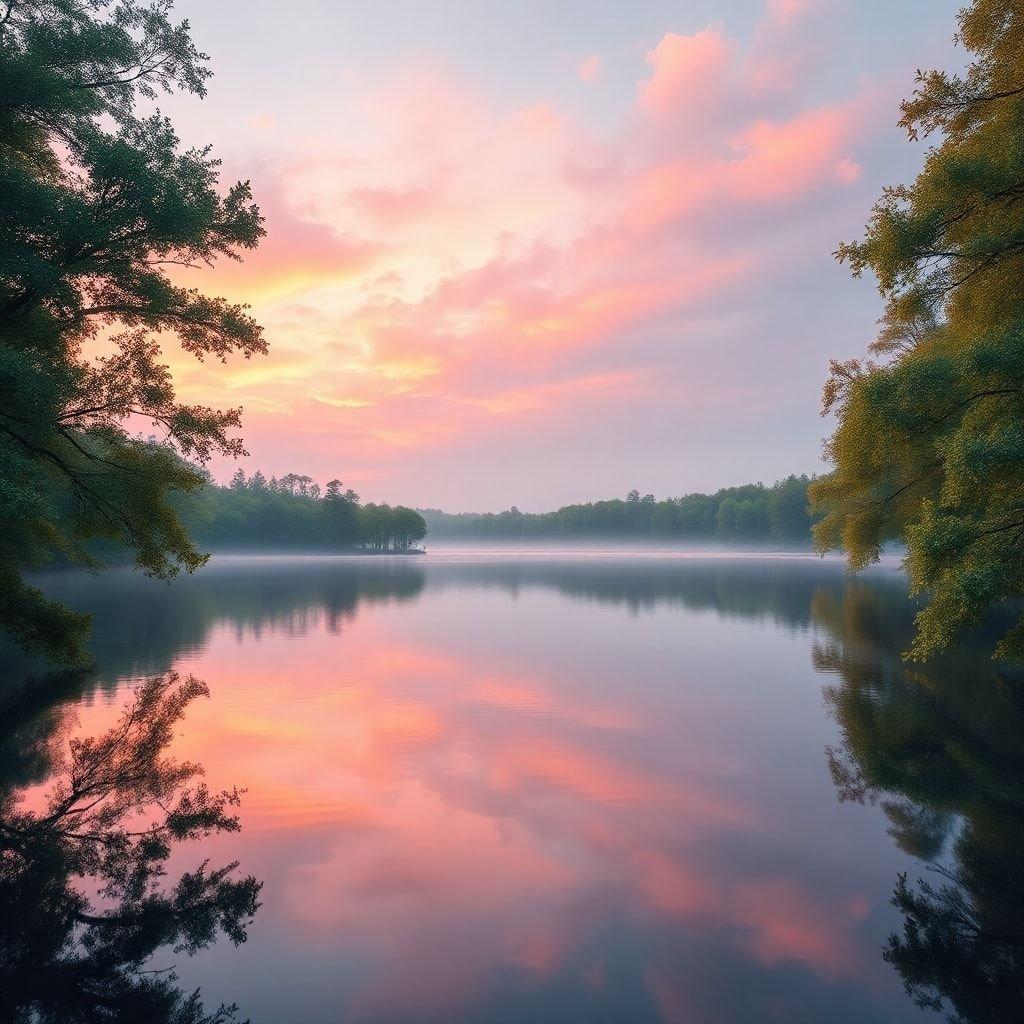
top-left (811, 0), bottom-right (1024, 660)
top-left (0, 0), bottom-right (265, 662)
top-left (423, 476), bottom-right (815, 545)
top-left (179, 471), bottom-right (428, 552)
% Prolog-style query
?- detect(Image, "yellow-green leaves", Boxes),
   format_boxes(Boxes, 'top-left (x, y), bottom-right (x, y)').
top-left (814, 0), bottom-right (1024, 659)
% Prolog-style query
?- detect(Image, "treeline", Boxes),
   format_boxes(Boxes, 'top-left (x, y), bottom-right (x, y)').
top-left (420, 476), bottom-right (816, 545)
top-left (175, 471), bottom-right (427, 552)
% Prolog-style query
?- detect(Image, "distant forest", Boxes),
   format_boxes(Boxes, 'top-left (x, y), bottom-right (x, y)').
top-left (420, 476), bottom-right (816, 545)
top-left (168, 473), bottom-right (817, 552)
top-left (173, 471), bottom-right (428, 552)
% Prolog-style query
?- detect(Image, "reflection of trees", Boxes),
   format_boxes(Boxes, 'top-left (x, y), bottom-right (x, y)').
top-left (431, 558), bottom-right (909, 627)
top-left (4, 558), bottom-right (877, 694)
top-left (814, 584), bottom-right (1024, 1022)
top-left (0, 673), bottom-right (260, 1023)
top-left (2, 559), bottom-right (429, 690)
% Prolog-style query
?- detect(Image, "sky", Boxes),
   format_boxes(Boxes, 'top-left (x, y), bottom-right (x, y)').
top-left (160, 0), bottom-right (963, 511)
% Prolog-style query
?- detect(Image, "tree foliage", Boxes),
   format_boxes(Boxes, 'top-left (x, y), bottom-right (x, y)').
top-left (177, 470), bottom-right (427, 552)
top-left (811, 0), bottom-right (1024, 659)
top-left (0, 1), bottom-right (265, 663)
top-left (422, 476), bottom-right (816, 544)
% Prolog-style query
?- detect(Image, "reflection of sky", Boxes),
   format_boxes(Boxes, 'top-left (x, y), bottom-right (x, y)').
top-left (62, 556), bottom-right (919, 1023)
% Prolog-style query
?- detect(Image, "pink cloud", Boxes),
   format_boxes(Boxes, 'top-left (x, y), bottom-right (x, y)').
top-left (579, 53), bottom-right (602, 84)
top-left (182, 21), bottom-right (878, 503)
top-left (727, 104), bottom-right (862, 202)
top-left (835, 155), bottom-right (863, 184)
top-left (346, 185), bottom-right (437, 226)
top-left (638, 27), bottom-right (735, 117)
top-left (766, 0), bottom-right (816, 25)
top-left (171, 180), bottom-right (379, 302)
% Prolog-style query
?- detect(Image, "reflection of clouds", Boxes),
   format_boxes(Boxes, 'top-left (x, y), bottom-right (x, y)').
top-left (470, 677), bottom-right (637, 730)
top-left (482, 739), bottom-right (746, 819)
top-left (53, 557), bottom-right (918, 1022)
top-left (731, 878), bottom-right (854, 974)
top-left (163, 627), bottom-right (873, 1019)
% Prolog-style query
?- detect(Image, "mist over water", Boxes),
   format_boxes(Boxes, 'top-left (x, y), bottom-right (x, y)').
top-left (5, 551), bottom-right (1018, 1023)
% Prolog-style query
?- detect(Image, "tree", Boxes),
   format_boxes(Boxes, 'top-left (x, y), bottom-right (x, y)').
top-left (391, 505), bottom-right (427, 550)
top-left (418, 478), bottom-right (816, 544)
top-left (768, 475), bottom-right (815, 544)
top-left (358, 503), bottom-right (387, 550)
top-left (322, 478), bottom-right (360, 546)
top-left (810, 1), bottom-right (1024, 660)
top-left (0, 1), bottom-right (265, 663)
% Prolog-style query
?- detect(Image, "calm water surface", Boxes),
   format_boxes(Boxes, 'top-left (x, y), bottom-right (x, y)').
top-left (7, 551), bottom-right (1022, 1023)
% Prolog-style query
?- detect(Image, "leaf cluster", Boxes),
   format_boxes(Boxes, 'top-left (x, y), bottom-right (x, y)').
top-left (0, 1), bottom-right (266, 662)
top-left (812, 0), bottom-right (1024, 658)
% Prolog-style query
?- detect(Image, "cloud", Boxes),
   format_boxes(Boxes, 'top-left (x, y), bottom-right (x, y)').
top-left (638, 27), bottom-right (735, 117)
top-left (181, 16), bottom-right (883, 505)
top-left (766, 0), bottom-right (817, 25)
top-left (579, 53), bottom-right (602, 84)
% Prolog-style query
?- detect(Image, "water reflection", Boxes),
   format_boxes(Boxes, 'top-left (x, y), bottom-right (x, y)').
top-left (14, 557), bottom-right (427, 689)
top-left (0, 671), bottom-right (260, 1023)
top-left (9, 553), bottom-right (1016, 1023)
top-left (15, 555), bottom-right (897, 688)
top-left (815, 583), bottom-right (1024, 1021)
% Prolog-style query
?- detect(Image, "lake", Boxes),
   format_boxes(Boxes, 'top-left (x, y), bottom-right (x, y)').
top-left (5, 551), bottom-right (1021, 1023)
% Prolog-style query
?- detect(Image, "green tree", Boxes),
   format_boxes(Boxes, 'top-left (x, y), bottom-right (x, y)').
top-left (419, 478), bottom-right (815, 545)
top-left (0, 1), bottom-right (265, 663)
top-left (391, 505), bottom-right (427, 550)
top-left (768, 475), bottom-right (814, 543)
top-left (810, 0), bottom-right (1024, 660)
top-left (322, 478), bottom-right (360, 546)
top-left (358, 503), bottom-right (388, 550)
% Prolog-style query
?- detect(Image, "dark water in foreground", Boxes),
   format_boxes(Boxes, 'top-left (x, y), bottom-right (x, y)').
top-left (5, 552), bottom-right (1023, 1023)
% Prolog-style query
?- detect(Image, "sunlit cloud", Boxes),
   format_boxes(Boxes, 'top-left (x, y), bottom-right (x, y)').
top-left (170, 3), bottom-right (903, 506)
top-left (638, 26), bottom-right (736, 118)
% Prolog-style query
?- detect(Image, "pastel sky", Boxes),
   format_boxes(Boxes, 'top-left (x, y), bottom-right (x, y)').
top-left (161, 0), bottom-right (961, 510)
